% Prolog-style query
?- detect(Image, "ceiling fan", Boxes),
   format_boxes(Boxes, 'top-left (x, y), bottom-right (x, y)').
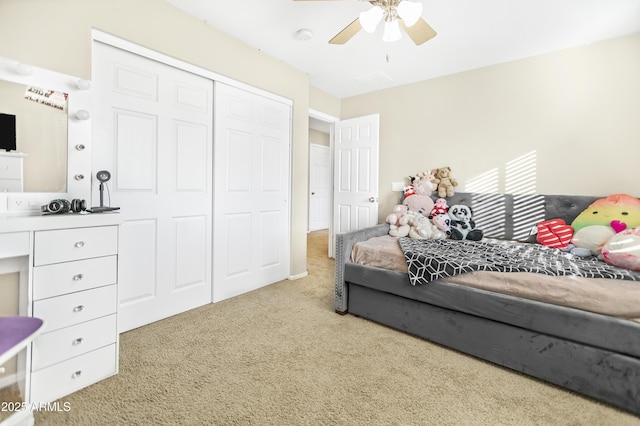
top-left (294, 0), bottom-right (437, 45)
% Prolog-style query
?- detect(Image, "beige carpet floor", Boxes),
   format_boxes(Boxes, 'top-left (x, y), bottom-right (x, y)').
top-left (35, 230), bottom-right (640, 425)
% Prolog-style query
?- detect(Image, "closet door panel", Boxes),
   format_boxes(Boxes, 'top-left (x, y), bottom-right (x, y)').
top-left (213, 82), bottom-right (291, 302)
top-left (93, 41), bottom-right (213, 332)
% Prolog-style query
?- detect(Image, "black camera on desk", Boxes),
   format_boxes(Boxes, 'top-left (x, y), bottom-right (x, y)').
top-left (41, 198), bottom-right (86, 214)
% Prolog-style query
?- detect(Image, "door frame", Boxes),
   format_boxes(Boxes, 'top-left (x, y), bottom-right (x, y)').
top-left (308, 109), bottom-right (380, 258)
top-left (309, 109), bottom-right (338, 257)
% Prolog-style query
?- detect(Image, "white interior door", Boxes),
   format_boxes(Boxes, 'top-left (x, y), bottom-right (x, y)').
top-left (93, 42), bottom-right (213, 332)
top-left (213, 82), bottom-right (291, 302)
top-left (308, 143), bottom-right (331, 231)
top-left (331, 114), bottom-right (380, 255)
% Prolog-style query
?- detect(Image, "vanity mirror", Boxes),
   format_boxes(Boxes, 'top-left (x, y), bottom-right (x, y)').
top-left (0, 79), bottom-right (67, 192)
top-left (0, 56), bottom-right (91, 213)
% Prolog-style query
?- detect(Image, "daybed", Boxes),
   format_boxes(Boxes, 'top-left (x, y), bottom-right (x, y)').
top-left (334, 192), bottom-right (640, 416)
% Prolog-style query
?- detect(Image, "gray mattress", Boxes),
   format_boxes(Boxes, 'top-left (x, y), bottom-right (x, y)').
top-left (335, 192), bottom-right (640, 415)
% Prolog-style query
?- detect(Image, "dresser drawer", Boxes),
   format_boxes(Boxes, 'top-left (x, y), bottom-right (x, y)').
top-left (0, 178), bottom-right (21, 192)
top-left (31, 314), bottom-right (117, 371)
top-left (30, 344), bottom-right (117, 404)
top-left (33, 226), bottom-right (118, 266)
top-left (0, 156), bottom-right (22, 179)
top-left (32, 285), bottom-right (117, 333)
top-left (33, 256), bottom-right (117, 300)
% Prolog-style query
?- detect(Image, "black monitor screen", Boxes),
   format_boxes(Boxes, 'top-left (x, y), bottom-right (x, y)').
top-left (0, 113), bottom-right (17, 151)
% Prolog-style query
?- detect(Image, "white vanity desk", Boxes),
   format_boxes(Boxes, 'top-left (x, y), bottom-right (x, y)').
top-left (0, 212), bottom-right (122, 407)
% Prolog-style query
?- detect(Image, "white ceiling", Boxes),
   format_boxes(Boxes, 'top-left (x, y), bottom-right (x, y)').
top-left (165, 0), bottom-right (640, 99)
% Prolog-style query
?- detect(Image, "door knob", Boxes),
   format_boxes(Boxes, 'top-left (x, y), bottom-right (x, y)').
top-left (368, 197), bottom-right (378, 203)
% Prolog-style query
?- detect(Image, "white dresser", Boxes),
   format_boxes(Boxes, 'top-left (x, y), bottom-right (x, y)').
top-left (0, 152), bottom-right (26, 193)
top-left (0, 212), bottom-right (122, 405)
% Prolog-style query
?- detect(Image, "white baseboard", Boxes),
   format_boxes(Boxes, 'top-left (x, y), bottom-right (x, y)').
top-left (288, 271), bottom-right (308, 280)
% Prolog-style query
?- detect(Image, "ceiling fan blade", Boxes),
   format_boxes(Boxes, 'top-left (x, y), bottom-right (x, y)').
top-left (400, 18), bottom-right (437, 46)
top-left (329, 18), bottom-right (363, 44)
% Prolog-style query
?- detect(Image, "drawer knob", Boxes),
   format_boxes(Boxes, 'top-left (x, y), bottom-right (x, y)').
top-left (73, 337), bottom-right (84, 345)
top-left (73, 273), bottom-right (84, 281)
top-left (74, 241), bottom-right (85, 248)
top-left (73, 305), bottom-right (84, 313)
top-left (71, 370), bottom-right (82, 379)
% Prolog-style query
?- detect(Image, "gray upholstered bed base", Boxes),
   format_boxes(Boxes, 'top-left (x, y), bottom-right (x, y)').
top-left (334, 193), bottom-right (640, 416)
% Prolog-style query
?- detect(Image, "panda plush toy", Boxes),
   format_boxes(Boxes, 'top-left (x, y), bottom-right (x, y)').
top-left (448, 204), bottom-right (484, 241)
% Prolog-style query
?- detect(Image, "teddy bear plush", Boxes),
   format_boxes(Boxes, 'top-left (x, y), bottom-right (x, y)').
top-left (433, 166), bottom-right (458, 198)
top-left (448, 204), bottom-right (483, 241)
top-left (407, 214), bottom-right (448, 240)
top-left (385, 204), bottom-right (411, 237)
top-left (408, 214), bottom-right (434, 239)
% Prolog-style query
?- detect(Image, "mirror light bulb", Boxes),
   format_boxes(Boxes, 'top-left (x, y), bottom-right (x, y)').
top-left (15, 63), bottom-right (34, 76)
top-left (75, 110), bottom-right (91, 121)
top-left (76, 79), bottom-right (92, 90)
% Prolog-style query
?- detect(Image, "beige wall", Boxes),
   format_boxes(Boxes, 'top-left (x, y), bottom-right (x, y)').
top-left (309, 129), bottom-right (330, 147)
top-left (0, 273), bottom-right (19, 316)
top-left (310, 86), bottom-right (341, 119)
top-left (0, 0), bottom-right (310, 276)
top-left (341, 34), bottom-right (640, 221)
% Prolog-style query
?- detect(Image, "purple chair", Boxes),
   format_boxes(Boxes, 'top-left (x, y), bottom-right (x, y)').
top-left (0, 316), bottom-right (44, 426)
top-left (0, 317), bottom-right (44, 367)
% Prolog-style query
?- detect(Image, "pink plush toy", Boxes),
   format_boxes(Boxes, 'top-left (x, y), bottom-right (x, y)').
top-left (602, 227), bottom-right (640, 271)
top-left (432, 214), bottom-right (452, 237)
top-left (385, 204), bottom-right (411, 237)
top-left (429, 198), bottom-right (449, 218)
top-left (402, 186), bottom-right (435, 218)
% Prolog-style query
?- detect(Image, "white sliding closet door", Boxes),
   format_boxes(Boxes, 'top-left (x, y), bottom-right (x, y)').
top-left (213, 82), bottom-right (291, 302)
top-left (93, 42), bottom-right (213, 332)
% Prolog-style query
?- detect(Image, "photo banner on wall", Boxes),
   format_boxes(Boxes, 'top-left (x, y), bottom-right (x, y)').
top-left (24, 86), bottom-right (68, 111)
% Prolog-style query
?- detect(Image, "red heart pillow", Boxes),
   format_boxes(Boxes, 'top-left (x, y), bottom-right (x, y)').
top-left (536, 219), bottom-right (574, 249)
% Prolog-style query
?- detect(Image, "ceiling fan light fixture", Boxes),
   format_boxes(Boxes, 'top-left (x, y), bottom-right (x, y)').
top-left (382, 19), bottom-right (402, 43)
top-left (397, 0), bottom-right (423, 27)
top-left (359, 6), bottom-right (383, 33)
